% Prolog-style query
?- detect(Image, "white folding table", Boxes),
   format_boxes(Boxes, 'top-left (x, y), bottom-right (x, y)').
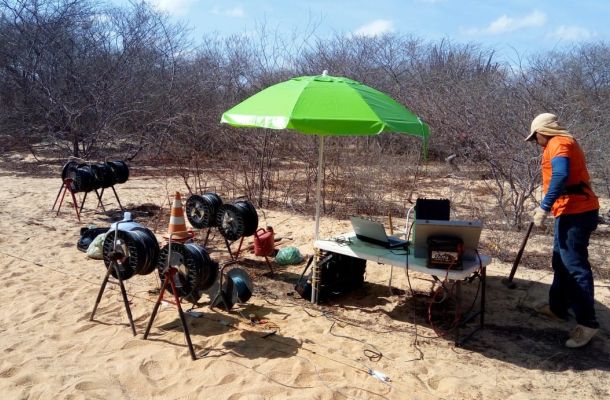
top-left (313, 233), bottom-right (492, 344)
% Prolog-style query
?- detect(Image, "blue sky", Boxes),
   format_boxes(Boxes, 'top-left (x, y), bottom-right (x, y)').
top-left (114, 0), bottom-right (609, 61)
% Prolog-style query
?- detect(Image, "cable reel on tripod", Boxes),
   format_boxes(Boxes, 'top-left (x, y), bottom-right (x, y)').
top-left (225, 268), bottom-right (253, 304)
top-left (102, 218), bottom-right (160, 280)
top-left (216, 200), bottom-right (259, 241)
top-left (157, 242), bottom-right (218, 304)
top-left (53, 160), bottom-right (130, 221)
top-left (60, 160), bottom-right (130, 193)
top-left (74, 164), bottom-right (97, 192)
top-left (107, 160), bottom-right (129, 184)
top-left (211, 265), bottom-right (254, 311)
top-left (91, 162), bottom-right (115, 189)
top-left (61, 160), bottom-right (79, 181)
top-left (185, 192), bottom-right (223, 229)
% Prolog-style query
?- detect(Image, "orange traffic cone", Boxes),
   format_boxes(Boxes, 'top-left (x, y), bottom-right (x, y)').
top-left (166, 191), bottom-right (192, 241)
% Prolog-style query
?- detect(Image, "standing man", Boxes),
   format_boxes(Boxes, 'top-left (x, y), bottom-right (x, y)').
top-left (527, 113), bottom-right (600, 348)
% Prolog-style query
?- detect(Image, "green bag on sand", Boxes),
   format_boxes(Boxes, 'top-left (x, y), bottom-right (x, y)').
top-left (86, 233), bottom-right (107, 260)
top-left (275, 246), bottom-right (303, 265)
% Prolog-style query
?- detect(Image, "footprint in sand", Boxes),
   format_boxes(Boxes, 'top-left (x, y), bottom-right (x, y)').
top-left (121, 340), bottom-right (148, 350)
top-left (134, 314), bottom-right (149, 323)
top-left (14, 375), bottom-right (33, 386)
top-left (226, 392), bottom-right (254, 400)
top-left (74, 324), bottom-right (97, 334)
top-left (413, 365), bottom-right (428, 375)
top-left (435, 376), bottom-right (463, 393)
top-left (214, 373), bottom-right (240, 386)
top-left (75, 381), bottom-right (107, 391)
top-left (139, 360), bottom-right (164, 380)
top-left (427, 376), bottom-right (440, 390)
top-left (29, 312), bottom-right (46, 321)
top-left (427, 375), bottom-right (463, 393)
top-left (0, 367), bottom-right (18, 378)
top-left (77, 313), bottom-right (97, 322)
top-left (44, 333), bottom-right (60, 341)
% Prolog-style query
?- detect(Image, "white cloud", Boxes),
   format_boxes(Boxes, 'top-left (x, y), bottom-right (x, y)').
top-left (353, 19), bottom-right (394, 37)
top-left (463, 10), bottom-right (546, 36)
top-left (211, 6), bottom-right (246, 18)
top-left (226, 7), bottom-right (245, 18)
top-left (152, 0), bottom-right (197, 16)
top-left (548, 25), bottom-right (595, 41)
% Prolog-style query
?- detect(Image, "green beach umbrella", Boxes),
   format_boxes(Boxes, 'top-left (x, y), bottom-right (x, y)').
top-left (221, 71), bottom-right (429, 240)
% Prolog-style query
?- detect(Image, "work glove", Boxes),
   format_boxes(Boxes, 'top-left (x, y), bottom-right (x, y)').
top-left (533, 207), bottom-right (550, 229)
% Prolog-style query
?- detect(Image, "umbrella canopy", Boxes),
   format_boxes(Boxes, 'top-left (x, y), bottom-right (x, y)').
top-left (221, 71), bottom-right (430, 239)
top-left (221, 72), bottom-right (429, 138)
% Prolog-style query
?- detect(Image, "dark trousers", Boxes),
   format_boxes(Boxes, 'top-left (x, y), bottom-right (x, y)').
top-left (549, 209), bottom-right (599, 328)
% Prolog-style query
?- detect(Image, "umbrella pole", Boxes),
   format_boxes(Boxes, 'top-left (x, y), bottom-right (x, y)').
top-left (315, 135), bottom-right (324, 241)
top-left (312, 136), bottom-right (325, 304)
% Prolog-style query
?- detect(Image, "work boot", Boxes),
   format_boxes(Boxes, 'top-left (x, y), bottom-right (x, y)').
top-left (565, 325), bottom-right (598, 348)
top-left (534, 303), bottom-right (569, 322)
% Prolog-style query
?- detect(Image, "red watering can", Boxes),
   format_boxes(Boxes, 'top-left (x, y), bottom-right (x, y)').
top-left (254, 226), bottom-right (275, 257)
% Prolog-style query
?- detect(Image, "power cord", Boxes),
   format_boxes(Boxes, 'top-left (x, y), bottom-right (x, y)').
top-left (458, 250), bottom-right (484, 318)
top-left (400, 220), bottom-right (425, 359)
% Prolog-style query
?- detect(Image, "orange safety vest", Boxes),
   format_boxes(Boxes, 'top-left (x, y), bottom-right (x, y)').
top-left (541, 136), bottom-right (599, 217)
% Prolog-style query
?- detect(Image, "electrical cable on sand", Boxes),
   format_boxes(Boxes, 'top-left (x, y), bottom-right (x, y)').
top-left (0, 250), bottom-right (411, 398)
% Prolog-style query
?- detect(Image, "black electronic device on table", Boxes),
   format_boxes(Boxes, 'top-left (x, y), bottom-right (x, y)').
top-left (415, 198), bottom-right (450, 221)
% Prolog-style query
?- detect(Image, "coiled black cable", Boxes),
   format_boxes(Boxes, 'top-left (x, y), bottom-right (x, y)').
top-left (102, 225), bottom-right (160, 280)
top-left (216, 200), bottom-right (258, 240)
top-left (157, 242), bottom-right (218, 304)
top-left (185, 192), bottom-right (223, 228)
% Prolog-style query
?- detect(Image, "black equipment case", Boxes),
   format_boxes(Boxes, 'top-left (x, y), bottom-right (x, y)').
top-left (295, 252), bottom-right (366, 301)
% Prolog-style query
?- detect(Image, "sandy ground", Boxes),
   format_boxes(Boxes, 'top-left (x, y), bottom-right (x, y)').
top-left (0, 160), bottom-right (609, 400)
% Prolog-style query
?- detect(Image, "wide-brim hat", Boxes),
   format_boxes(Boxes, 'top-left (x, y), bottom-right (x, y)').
top-left (526, 113), bottom-right (573, 141)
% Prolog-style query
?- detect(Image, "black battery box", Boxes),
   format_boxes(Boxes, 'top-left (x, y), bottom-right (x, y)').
top-left (427, 235), bottom-right (464, 270)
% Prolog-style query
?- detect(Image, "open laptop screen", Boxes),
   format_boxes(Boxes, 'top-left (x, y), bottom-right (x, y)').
top-left (350, 217), bottom-right (408, 248)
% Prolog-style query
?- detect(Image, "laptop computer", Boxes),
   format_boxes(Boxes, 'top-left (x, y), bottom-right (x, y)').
top-left (413, 219), bottom-right (483, 260)
top-left (350, 216), bottom-right (409, 249)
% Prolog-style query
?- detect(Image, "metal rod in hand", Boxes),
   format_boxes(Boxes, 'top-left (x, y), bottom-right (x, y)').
top-left (502, 221), bottom-right (534, 289)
